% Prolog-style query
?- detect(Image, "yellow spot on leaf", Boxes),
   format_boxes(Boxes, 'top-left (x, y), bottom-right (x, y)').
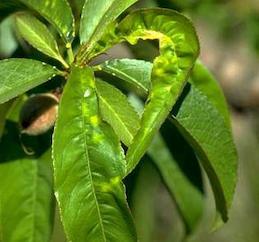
top-left (100, 177), bottom-right (121, 192)
top-left (90, 115), bottom-right (100, 125)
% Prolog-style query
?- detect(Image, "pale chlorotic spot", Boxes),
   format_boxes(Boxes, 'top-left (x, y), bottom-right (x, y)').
top-left (84, 89), bottom-right (91, 97)
top-left (90, 115), bottom-right (99, 125)
top-left (100, 177), bottom-right (121, 192)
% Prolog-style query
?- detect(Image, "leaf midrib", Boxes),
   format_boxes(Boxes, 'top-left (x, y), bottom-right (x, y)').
top-left (82, 1), bottom-right (114, 46)
top-left (103, 65), bottom-right (148, 93)
top-left (81, 98), bottom-right (107, 242)
top-left (17, 18), bottom-right (60, 60)
top-left (98, 93), bottom-right (134, 145)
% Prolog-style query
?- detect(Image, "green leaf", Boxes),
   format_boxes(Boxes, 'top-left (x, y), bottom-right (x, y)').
top-left (0, 58), bottom-right (59, 104)
top-left (128, 94), bottom-right (203, 232)
top-left (52, 66), bottom-right (137, 242)
top-left (79, 0), bottom-right (137, 48)
top-left (98, 59), bottom-right (152, 95)
top-left (83, 9), bottom-right (200, 175)
top-left (107, 58), bottom-right (237, 225)
top-left (96, 79), bottom-right (140, 146)
top-left (130, 159), bottom-right (161, 242)
top-left (170, 84), bottom-right (237, 224)
top-left (107, 59), bottom-right (237, 224)
top-left (15, 13), bottom-right (68, 68)
top-left (0, 122), bottom-right (54, 242)
top-left (190, 61), bottom-right (231, 126)
top-left (115, 9), bottom-right (200, 175)
top-left (20, 0), bottom-right (75, 43)
top-left (0, 17), bottom-right (18, 57)
top-left (148, 133), bottom-right (203, 232)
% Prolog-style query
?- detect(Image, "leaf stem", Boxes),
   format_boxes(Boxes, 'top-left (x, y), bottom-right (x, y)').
top-left (59, 57), bottom-right (70, 69)
top-left (66, 43), bottom-right (74, 65)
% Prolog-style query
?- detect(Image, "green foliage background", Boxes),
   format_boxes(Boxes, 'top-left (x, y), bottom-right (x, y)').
top-left (0, 0), bottom-right (258, 241)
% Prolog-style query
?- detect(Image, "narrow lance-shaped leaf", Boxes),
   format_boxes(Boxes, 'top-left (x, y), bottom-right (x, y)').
top-left (148, 134), bottom-right (203, 232)
top-left (0, 59), bottom-right (59, 104)
top-left (170, 86), bottom-right (237, 225)
top-left (113, 9), bottom-right (200, 175)
top-left (79, 0), bottom-right (137, 50)
top-left (96, 79), bottom-right (140, 146)
top-left (0, 122), bottom-right (54, 242)
top-left (101, 59), bottom-right (237, 225)
top-left (52, 66), bottom-right (137, 242)
top-left (15, 12), bottom-right (69, 68)
top-left (130, 159), bottom-right (161, 242)
top-left (86, 8), bottom-right (199, 176)
top-left (20, 0), bottom-right (75, 43)
top-left (95, 80), bottom-right (204, 232)
top-left (190, 61), bottom-right (231, 126)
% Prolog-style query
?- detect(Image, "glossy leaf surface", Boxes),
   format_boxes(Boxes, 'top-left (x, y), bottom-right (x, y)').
top-left (83, 8), bottom-right (199, 176)
top-left (106, 58), bottom-right (237, 223)
top-left (96, 79), bottom-right (140, 146)
top-left (115, 9), bottom-right (200, 174)
top-left (127, 94), bottom-right (203, 232)
top-left (52, 66), bottom-right (137, 242)
top-left (79, 0), bottom-right (137, 48)
top-left (15, 13), bottom-right (68, 67)
top-left (20, 0), bottom-right (75, 43)
top-left (0, 122), bottom-right (54, 242)
top-left (0, 59), bottom-right (59, 104)
top-left (98, 59), bottom-right (152, 95)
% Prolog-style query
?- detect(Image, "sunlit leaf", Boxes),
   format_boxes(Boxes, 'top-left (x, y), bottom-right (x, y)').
top-left (20, 0), bottom-right (75, 43)
top-left (0, 59), bottom-right (59, 104)
top-left (96, 79), bottom-right (140, 146)
top-left (15, 12), bottom-right (68, 68)
top-left (0, 122), bottom-right (54, 241)
top-left (52, 66), bottom-right (137, 242)
top-left (113, 9), bottom-right (200, 175)
top-left (128, 94), bottom-right (203, 232)
top-left (98, 59), bottom-right (152, 95)
top-left (79, 0), bottom-right (137, 48)
top-left (105, 58), bottom-right (237, 224)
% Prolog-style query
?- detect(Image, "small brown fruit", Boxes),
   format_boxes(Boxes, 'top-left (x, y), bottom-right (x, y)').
top-left (19, 93), bottom-right (59, 136)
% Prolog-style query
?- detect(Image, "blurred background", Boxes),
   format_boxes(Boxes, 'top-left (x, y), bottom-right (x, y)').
top-left (1, 0), bottom-right (259, 241)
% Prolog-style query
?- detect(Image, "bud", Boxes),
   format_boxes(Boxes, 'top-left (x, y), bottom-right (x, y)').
top-left (19, 93), bottom-right (59, 136)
